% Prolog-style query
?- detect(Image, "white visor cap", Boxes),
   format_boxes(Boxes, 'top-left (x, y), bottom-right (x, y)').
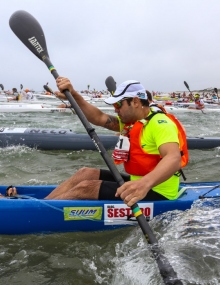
top-left (105, 80), bottom-right (148, 104)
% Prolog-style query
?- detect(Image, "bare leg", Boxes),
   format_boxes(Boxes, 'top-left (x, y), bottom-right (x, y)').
top-left (52, 180), bottom-right (102, 200)
top-left (45, 167), bottom-right (100, 199)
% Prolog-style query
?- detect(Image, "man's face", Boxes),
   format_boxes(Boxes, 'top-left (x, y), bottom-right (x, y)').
top-left (113, 98), bottom-right (141, 125)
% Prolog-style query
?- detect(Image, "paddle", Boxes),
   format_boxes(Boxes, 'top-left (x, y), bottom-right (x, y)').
top-left (0, 84), bottom-right (7, 99)
top-left (214, 87), bottom-right (219, 103)
top-left (43, 84), bottom-right (53, 95)
top-left (43, 84), bottom-right (75, 115)
top-left (0, 84), bottom-right (9, 100)
top-left (183, 81), bottom-right (205, 114)
top-left (105, 76), bottom-right (116, 95)
top-left (19, 84), bottom-right (23, 100)
top-left (9, 10), bottom-right (183, 284)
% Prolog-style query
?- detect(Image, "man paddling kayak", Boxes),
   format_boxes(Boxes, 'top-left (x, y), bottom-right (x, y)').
top-left (45, 78), bottom-right (188, 206)
top-left (6, 88), bottom-right (21, 101)
top-left (188, 94), bottom-right (205, 110)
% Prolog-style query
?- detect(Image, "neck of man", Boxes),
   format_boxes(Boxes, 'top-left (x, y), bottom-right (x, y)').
top-left (135, 106), bottom-right (151, 121)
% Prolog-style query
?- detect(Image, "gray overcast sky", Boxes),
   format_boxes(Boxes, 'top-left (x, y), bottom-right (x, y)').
top-left (1, 0), bottom-right (220, 92)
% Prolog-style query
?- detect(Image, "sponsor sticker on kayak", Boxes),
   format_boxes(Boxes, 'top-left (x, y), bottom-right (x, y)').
top-left (0, 127), bottom-right (26, 133)
top-left (104, 203), bottom-right (153, 225)
top-left (63, 207), bottom-right (102, 221)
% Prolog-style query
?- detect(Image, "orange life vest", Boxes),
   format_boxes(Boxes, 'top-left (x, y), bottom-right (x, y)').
top-left (115, 104), bottom-right (189, 178)
top-left (123, 121), bottom-right (162, 176)
top-left (195, 100), bottom-right (204, 108)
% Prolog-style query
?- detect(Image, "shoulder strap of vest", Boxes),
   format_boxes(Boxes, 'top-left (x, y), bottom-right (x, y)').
top-left (145, 104), bottom-right (166, 121)
top-left (145, 112), bottom-right (157, 121)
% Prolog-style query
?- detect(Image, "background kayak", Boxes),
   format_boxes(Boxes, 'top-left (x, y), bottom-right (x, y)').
top-left (1, 127), bottom-right (220, 150)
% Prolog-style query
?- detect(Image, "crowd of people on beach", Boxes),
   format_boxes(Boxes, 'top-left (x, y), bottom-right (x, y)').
top-left (170, 91), bottom-right (219, 102)
top-left (80, 89), bottom-right (110, 98)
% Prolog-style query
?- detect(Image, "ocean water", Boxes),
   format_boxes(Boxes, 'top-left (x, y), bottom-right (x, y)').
top-left (0, 109), bottom-right (220, 284)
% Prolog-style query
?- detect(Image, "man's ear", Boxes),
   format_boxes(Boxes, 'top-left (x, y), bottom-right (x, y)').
top-left (133, 97), bottom-right (141, 106)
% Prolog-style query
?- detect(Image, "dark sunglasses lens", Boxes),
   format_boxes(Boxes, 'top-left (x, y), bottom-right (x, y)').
top-left (113, 101), bottom-right (122, 109)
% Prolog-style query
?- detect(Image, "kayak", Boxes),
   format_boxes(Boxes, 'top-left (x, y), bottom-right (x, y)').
top-left (3, 104), bottom-right (220, 114)
top-left (0, 128), bottom-right (118, 150)
top-left (1, 127), bottom-right (220, 150)
top-left (0, 95), bottom-right (13, 102)
top-left (0, 103), bottom-right (44, 109)
top-left (0, 181), bottom-right (219, 234)
top-left (0, 104), bottom-right (113, 113)
top-left (164, 101), bottom-right (220, 108)
top-left (165, 106), bottom-right (220, 113)
top-left (0, 99), bottom-right (107, 107)
top-left (32, 93), bottom-right (58, 99)
top-left (0, 103), bottom-right (66, 113)
top-left (0, 99), bottom-right (64, 106)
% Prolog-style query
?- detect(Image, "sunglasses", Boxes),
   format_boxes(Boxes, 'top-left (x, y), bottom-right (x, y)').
top-left (113, 98), bottom-right (130, 109)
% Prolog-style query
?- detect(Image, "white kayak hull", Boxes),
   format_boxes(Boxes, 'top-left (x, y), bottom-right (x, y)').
top-left (0, 104), bottom-right (70, 113)
top-left (165, 106), bottom-right (220, 113)
top-left (0, 104), bottom-right (113, 113)
top-left (1, 103), bottom-right (218, 113)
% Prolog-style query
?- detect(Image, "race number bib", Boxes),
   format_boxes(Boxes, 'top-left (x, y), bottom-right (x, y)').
top-left (112, 135), bottom-right (130, 163)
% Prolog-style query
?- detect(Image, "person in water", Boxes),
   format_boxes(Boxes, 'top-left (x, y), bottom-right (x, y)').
top-left (45, 77), bottom-right (188, 206)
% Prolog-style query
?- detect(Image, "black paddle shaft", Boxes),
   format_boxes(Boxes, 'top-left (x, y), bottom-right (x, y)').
top-left (9, 10), bottom-right (183, 284)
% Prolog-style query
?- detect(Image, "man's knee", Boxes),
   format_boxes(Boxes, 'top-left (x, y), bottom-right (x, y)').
top-left (77, 167), bottom-right (100, 178)
top-left (78, 180), bottom-right (96, 188)
top-left (75, 180), bottom-right (102, 199)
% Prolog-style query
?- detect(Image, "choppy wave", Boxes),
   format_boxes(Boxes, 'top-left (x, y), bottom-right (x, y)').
top-left (0, 200), bottom-right (219, 284)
